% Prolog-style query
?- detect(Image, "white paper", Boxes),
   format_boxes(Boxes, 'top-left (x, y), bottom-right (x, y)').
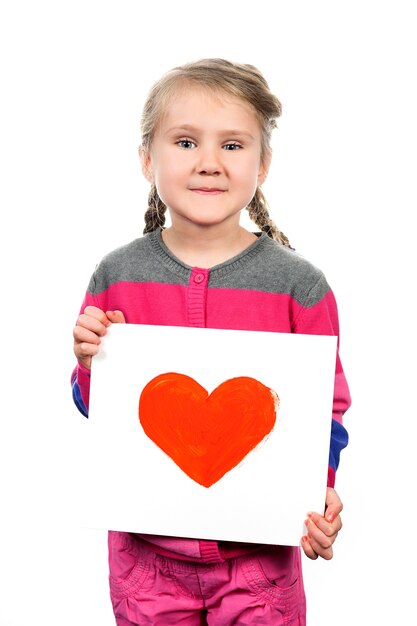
top-left (83, 324), bottom-right (337, 546)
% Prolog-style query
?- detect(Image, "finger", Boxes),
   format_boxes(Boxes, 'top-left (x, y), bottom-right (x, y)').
top-left (301, 535), bottom-right (318, 560)
top-left (305, 531), bottom-right (334, 560)
top-left (306, 511), bottom-right (342, 536)
top-left (305, 517), bottom-right (338, 558)
top-left (73, 326), bottom-right (102, 347)
top-left (76, 313), bottom-right (109, 337)
top-left (306, 515), bottom-right (339, 543)
top-left (75, 340), bottom-right (101, 360)
top-left (83, 305), bottom-right (111, 325)
top-left (106, 310), bottom-right (126, 324)
top-left (74, 337), bottom-right (101, 370)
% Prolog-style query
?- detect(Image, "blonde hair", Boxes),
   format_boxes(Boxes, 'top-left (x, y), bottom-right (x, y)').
top-left (141, 58), bottom-right (291, 247)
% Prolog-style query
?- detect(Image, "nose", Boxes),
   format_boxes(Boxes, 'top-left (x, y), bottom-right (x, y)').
top-left (196, 145), bottom-right (222, 176)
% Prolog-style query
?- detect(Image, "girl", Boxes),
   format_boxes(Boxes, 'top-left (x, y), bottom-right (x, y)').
top-left (72, 58), bottom-right (351, 625)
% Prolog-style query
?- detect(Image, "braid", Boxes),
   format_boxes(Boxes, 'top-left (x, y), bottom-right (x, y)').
top-left (143, 185), bottom-right (167, 234)
top-left (247, 188), bottom-right (292, 248)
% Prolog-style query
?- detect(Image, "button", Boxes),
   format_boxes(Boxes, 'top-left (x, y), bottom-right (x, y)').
top-left (194, 273), bottom-right (205, 284)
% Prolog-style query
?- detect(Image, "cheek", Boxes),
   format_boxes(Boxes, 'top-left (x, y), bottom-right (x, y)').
top-left (154, 169), bottom-right (181, 199)
top-left (236, 158), bottom-right (262, 190)
top-left (154, 155), bottom-right (187, 187)
top-left (238, 153), bottom-right (262, 176)
top-left (153, 161), bottom-right (186, 207)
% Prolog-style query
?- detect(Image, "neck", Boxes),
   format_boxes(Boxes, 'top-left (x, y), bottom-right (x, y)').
top-left (161, 222), bottom-right (258, 268)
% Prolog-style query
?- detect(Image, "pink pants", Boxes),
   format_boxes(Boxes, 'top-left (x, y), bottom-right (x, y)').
top-left (109, 532), bottom-right (306, 625)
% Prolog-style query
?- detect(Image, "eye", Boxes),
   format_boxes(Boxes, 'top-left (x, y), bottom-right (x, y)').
top-left (223, 142), bottom-right (242, 151)
top-left (176, 139), bottom-right (197, 149)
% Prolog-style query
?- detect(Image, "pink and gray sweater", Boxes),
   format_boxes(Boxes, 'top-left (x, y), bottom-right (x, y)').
top-left (72, 229), bottom-right (351, 563)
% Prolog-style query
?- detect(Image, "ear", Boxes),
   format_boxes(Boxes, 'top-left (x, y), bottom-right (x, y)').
top-left (257, 149), bottom-right (272, 186)
top-left (139, 146), bottom-right (154, 183)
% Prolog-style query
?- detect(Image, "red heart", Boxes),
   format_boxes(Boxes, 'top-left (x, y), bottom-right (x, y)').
top-left (139, 373), bottom-right (278, 488)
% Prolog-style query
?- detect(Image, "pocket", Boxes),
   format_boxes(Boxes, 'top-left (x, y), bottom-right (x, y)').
top-left (241, 547), bottom-right (304, 615)
top-left (108, 531), bottom-right (154, 599)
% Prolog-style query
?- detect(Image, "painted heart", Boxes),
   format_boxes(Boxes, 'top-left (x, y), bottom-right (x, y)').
top-left (139, 373), bottom-right (278, 488)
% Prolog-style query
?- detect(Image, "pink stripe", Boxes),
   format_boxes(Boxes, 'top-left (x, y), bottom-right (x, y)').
top-left (85, 282), bottom-right (309, 331)
top-left (327, 466), bottom-right (336, 487)
top-left (333, 371), bottom-right (352, 423)
top-left (87, 282), bottom-right (187, 325)
top-left (206, 288), bottom-right (302, 332)
top-left (74, 362), bottom-right (91, 410)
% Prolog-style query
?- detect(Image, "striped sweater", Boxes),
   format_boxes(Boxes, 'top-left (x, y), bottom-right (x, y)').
top-left (72, 229), bottom-right (351, 562)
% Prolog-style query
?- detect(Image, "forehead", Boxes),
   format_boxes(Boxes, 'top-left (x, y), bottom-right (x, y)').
top-left (156, 86), bottom-right (261, 136)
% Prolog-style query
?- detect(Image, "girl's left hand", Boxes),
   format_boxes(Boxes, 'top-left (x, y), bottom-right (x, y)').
top-left (301, 487), bottom-right (343, 560)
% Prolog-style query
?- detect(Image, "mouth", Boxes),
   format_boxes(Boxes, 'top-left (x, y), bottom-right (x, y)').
top-left (190, 188), bottom-right (225, 195)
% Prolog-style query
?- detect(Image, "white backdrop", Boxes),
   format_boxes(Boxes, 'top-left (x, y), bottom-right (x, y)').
top-left (0, 1), bottom-right (415, 624)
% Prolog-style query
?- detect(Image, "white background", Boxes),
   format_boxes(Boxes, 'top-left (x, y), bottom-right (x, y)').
top-left (0, 1), bottom-right (415, 624)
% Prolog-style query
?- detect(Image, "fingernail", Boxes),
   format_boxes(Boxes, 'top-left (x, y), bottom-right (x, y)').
top-left (326, 512), bottom-right (334, 522)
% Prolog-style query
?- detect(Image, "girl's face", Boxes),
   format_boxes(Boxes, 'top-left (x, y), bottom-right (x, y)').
top-left (141, 87), bottom-right (269, 232)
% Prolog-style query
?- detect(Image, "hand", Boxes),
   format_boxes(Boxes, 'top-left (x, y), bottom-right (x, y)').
top-left (73, 305), bottom-right (125, 369)
top-left (301, 487), bottom-right (343, 560)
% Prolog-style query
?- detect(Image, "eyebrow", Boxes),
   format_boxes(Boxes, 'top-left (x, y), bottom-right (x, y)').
top-left (166, 125), bottom-right (256, 140)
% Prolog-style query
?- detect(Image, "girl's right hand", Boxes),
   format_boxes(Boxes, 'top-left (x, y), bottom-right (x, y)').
top-left (73, 305), bottom-right (126, 370)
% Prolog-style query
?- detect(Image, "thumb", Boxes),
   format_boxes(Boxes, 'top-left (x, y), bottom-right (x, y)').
top-left (106, 310), bottom-right (126, 324)
top-left (324, 487), bottom-right (343, 522)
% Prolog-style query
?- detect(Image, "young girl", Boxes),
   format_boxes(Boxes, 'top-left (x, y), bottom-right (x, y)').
top-left (72, 58), bottom-right (351, 625)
